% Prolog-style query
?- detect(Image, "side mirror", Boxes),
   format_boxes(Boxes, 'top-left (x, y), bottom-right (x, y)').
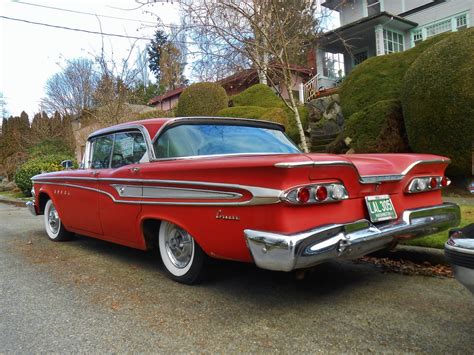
top-left (61, 160), bottom-right (73, 170)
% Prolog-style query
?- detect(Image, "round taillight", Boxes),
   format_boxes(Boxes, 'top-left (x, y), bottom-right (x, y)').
top-left (296, 187), bottom-right (311, 203)
top-left (429, 177), bottom-right (438, 189)
top-left (441, 176), bottom-right (449, 187)
top-left (315, 186), bottom-right (328, 201)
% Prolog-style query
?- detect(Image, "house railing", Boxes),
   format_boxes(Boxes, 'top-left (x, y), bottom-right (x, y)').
top-left (303, 73), bottom-right (320, 102)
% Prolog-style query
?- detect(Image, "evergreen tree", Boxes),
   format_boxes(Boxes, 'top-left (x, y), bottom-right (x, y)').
top-left (147, 29), bottom-right (168, 82)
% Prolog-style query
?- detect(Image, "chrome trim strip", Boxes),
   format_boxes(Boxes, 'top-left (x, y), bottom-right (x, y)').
top-left (245, 202), bottom-right (460, 272)
top-left (37, 181), bottom-right (281, 206)
top-left (274, 158), bottom-right (451, 184)
top-left (274, 160), bottom-right (353, 168)
top-left (111, 184), bottom-right (243, 200)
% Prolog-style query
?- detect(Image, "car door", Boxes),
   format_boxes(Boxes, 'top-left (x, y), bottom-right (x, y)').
top-left (57, 135), bottom-right (113, 236)
top-left (97, 131), bottom-right (147, 246)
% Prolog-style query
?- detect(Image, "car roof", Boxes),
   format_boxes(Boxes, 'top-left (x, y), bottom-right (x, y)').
top-left (88, 116), bottom-right (286, 141)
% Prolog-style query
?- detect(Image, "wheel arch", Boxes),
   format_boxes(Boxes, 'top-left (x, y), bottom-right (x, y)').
top-left (139, 215), bottom-right (208, 255)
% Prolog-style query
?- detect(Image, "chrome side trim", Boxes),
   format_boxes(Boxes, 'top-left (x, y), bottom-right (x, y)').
top-left (274, 160), bottom-right (353, 169)
top-left (111, 184), bottom-right (243, 200)
top-left (274, 158), bottom-right (451, 184)
top-left (36, 181), bottom-right (281, 206)
top-left (245, 202), bottom-right (460, 272)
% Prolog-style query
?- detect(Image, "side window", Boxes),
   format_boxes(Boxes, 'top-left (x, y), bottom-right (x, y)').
top-left (90, 135), bottom-right (113, 169)
top-left (111, 132), bottom-right (147, 168)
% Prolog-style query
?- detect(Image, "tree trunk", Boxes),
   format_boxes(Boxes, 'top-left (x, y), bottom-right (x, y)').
top-left (287, 87), bottom-right (309, 153)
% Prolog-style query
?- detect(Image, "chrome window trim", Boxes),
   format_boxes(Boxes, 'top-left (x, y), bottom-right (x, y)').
top-left (87, 127), bottom-right (154, 169)
top-left (149, 117), bottom-right (296, 162)
top-left (88, 124), bottom-right (156, 161)
top-left (151, 117), bottom-right (287, 143)
top-left (274, 158), bottom-right (451, 184)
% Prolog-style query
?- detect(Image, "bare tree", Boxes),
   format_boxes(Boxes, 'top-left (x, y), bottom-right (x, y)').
top-left (171, 0), bottom-right (325, 152)
top-left (41, 58), bottom-right (99, 117)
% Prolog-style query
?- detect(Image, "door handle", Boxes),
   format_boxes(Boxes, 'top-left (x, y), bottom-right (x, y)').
top-left (129, 167), bottom-right (140, 174)
top-left (91, 171), bottom-right (99, 177)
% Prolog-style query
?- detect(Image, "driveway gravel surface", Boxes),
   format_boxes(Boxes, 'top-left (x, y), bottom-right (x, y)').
top-left (1, 202), bottom-right (473, 353)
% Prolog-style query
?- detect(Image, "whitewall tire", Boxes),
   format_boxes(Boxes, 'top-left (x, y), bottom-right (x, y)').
top-left (158, 221), bottom-right (206, 284)
top-left (43, 199), bottom-right (72, 241)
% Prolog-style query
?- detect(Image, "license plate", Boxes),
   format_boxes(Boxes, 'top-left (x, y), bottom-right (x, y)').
top-left (365, 195), bottom-right (397, 223)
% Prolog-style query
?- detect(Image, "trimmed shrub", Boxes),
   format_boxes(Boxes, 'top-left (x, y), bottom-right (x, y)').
top-left (402, 28), bottom-right (474, 175)
top-left (14, 154), bottom-right (75, 196)
top-left (232, 83), bottom-right (285, 108)
top-left (344, 99), bottom-right (408, 153)
top-left (176, 83), bottom-right (228, 117)
top-left (217, 106), bottom-right (271, 120)
top-left (135, 109), bottom-right (174, 120)
top-left (340, 32), bottom-right (453, 118)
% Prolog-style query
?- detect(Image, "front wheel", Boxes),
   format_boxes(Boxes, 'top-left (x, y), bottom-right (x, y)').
top-left (43, 199), bottom-right (73, 241)
top-left (158, 221), bottom-right (206, 284)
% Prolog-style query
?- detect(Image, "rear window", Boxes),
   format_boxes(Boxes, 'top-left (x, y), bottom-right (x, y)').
top-left (153, 124), bottom-right (300, 159)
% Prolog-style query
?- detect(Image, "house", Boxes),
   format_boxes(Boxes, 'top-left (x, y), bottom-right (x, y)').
top-left (148, 65), bottom-right (314, 111)
top-left (308, 0), bottom-right (472, 96)
top-left (148, 86), bottom-right (186, 112)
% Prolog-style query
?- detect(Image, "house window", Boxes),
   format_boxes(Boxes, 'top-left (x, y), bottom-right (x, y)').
top-left (426, 19), bottom-right (452, 38)
top-left (456, 14), bottom-right (467, 29)
top-left (367, 0), bottom-right (381, 16)
top-left (353, 51), bottom-right (368, 66)
top-left (412, 29), bottom-right (423, 46)
top-left (383, 29), bottom-right (404, 54)
top-left (322, 52), bottom-right (345, 79)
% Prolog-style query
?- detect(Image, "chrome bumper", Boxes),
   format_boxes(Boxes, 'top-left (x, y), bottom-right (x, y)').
top-left (244, 203), bottom-right (460, 272)
top-left (445, 231), bottom-right (474, 294)
top-left (26, 201), bottom-right (38, 216)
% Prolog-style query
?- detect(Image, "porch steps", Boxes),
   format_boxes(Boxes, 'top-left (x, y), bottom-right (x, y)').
top-left (309, 127), bottom-right (339, 153)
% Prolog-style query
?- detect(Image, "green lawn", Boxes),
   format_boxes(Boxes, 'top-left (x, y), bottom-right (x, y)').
top-left (0, 190), bottom-right (28, 199)
top-left (403, 205), bottom-right (474, 249)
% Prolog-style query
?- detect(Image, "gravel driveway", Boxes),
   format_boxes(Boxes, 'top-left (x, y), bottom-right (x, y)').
top-left (1, 202), bottom-right (473, 353)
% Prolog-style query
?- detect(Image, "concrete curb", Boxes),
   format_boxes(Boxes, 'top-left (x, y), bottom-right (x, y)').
top-left (0, 197), bottom-right (28, 208)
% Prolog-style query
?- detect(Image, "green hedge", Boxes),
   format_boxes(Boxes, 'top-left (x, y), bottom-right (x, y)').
top-left (221, 84), bottom-right (308, 144)
top-left (340, 33), bottom-right (453, 119)
top-left (231, 83), bottom-right (285, 108)
top-left (15, 154), bottom-right (75, 196)
top-left (344, 99), bottom-right (408, 153)
top-left (402, 28), bottom-right (474, 175)
top-left (176, 83), bottom-right (228, 117)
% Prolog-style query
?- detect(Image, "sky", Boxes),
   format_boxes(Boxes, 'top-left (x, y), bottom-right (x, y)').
top-left (0, 0), bottom-right (180, 118)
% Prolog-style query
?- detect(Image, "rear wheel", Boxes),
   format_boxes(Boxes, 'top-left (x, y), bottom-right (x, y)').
top-left (43, 199), bottom-right (73, 241)
top-left (158, 221), bottom-right (206, 284)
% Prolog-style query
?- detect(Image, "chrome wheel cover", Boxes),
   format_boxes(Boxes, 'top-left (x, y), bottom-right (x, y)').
top-left (163, 224), bottom-right (194, 269)
top-left (47, 204), bottom-right (60, 235)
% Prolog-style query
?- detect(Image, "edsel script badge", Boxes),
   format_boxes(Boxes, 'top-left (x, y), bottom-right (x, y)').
top-left (216, 210), bottom-right (240, 221)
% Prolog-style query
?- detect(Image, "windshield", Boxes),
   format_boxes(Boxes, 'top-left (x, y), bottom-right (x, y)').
top-left (153, 124), bottom-right (300, 159)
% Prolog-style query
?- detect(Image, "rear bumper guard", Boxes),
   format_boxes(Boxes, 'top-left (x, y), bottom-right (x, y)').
top-left (244, 203), bottom-right (460, 272)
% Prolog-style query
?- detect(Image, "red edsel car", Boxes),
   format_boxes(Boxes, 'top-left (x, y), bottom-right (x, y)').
top-left (27, 117), bottom-right (460, 284)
